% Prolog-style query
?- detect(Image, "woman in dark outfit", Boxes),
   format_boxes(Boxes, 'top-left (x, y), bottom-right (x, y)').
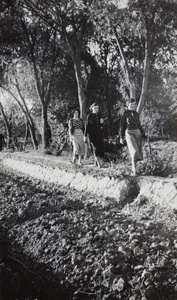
top-left (84, 103), bottom-right (104, 168)
top-left (0, 133), bottom-right (4, 151)
top-left (120, 98), bottom-right (146, 175)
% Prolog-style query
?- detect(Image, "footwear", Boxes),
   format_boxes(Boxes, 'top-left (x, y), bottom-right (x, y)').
top-left (94, 159), bottom-right (97, 167)
top-left (131, 170), bottom-right (137, 176)
top-left (94, 161), bottom-right (101, 168)
top-left (132, 166), bottom-right (136, 175)
top-left (132, 172), bottom-right (137, 176)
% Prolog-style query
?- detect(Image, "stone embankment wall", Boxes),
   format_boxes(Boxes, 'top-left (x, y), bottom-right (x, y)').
top-left (1, 153), bottom-right (177, 210)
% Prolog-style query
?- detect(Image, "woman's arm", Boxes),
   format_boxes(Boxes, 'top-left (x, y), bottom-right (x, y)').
top-left (120, 112), bottom-right (126, 142)
top-left (137, 114), bottom-right (146, 137)
top-left (68, 119), bottom-right (73, 140)
top-left (80, 118), bottom-right (85, 133)
top-left (84, 115), bottom-right (90, 137)
top-left (84, 115), bottom-right (90, 142)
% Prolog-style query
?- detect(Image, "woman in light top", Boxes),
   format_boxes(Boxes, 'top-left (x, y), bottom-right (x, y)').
top-left (120, 98), bottom-right (146, 175)
top-left (69, 109), bottom-right (85, 166)
top-left (84, 103), bottom-right (104, 168)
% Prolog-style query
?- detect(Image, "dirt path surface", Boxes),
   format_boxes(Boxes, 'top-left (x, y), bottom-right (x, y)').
top-left (1, 150), bottom-right (177, 211)
top-left (0, 151), bottom-right (177, 300)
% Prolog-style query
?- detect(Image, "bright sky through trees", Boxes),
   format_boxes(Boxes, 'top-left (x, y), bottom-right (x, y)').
top-left (114, 0), bottom-right (129, 9)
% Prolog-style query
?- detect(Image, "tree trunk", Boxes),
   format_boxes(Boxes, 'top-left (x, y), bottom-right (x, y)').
top-left (0, 103), bottom-right (11, 149)
top-left (113, 27), bottom-right (134, 98)
top-left (1, 85), bottom-right (38, 149)
top-left (74, 62), bottom-right (87, 122)
top-left (23, 112), bottom-right (38, 150)
top-left (21, 20), bottom-right (54, 150)
top-left (41, 104), bottom-right (51, 149)
top-left (28, 122), bottom-right (38, 150)
top-left (137, 34), bottom-right (151, 114)
top-left (17, 91), bottom-right (38, 149)
top-left (105, 76), bottom-right (112, 136)
top-left (106, 99), bottom-right (112, 136)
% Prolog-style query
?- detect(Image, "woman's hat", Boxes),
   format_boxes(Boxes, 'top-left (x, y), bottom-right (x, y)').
top-left (89, 102), bottom-right (98, 111)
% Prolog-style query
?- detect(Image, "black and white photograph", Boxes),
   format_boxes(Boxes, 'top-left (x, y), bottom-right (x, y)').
top-left (0, 0), bottom-right (177, 299)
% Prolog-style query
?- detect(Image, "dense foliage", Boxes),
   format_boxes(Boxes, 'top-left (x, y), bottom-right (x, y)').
top-left (0, 0), bottom-right (176, 149)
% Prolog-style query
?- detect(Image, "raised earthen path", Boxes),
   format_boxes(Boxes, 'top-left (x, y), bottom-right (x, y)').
top-left (1, 151), bottom-right (177, 210)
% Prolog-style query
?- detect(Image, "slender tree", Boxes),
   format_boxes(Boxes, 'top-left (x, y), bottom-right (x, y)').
top-left (20, 15), bottom-right (63, 148)
top-left (0, 83), bottom-right (38, 149)
top-left (0, 101), bottom-right (12, 148)
top-left (90, 0), bottom-right (176, 115)
top-left (21, 0), bottom-right (94, 121)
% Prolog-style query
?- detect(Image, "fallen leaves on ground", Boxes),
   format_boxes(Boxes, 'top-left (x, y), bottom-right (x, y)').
top-left (0, 165), bottom-right (177, 300)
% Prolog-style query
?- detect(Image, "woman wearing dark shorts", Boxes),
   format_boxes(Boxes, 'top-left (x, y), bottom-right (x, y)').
top-left (84, 103), bottom-right (104, 168)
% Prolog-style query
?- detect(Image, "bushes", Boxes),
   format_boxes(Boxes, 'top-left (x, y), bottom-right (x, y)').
top-left (104, 140), bottom-right (177, 177)
top-left (138, 141), bottom-right (177, 177)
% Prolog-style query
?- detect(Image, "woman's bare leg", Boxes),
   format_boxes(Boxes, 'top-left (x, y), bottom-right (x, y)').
top-left (132, 160), bottom-right (136, 175)
top-left (78, 155), bottom-right (82, 166)
top-left (95, 156), bottom-right (101, 168)
top-left (72, 153), bottom-right (76, 165)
